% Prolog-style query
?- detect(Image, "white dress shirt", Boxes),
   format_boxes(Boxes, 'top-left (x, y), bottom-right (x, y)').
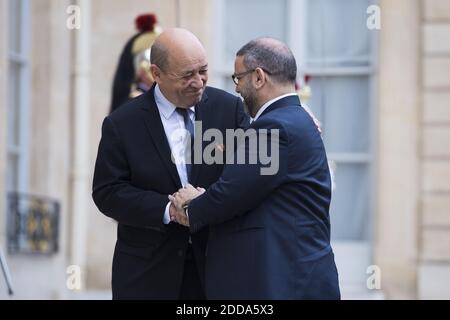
top-left (153, 85), bottom-right (195, 224)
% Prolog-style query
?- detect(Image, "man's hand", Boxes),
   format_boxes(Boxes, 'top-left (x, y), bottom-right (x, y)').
top-left (168, 184), bottom-right (206, 227)
top-left (169, 184), bottom-right (205, 210)
top-left (169, 202), bottom-right (190, 227)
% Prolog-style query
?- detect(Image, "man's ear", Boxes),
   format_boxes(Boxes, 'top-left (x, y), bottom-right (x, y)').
top-left (253, 67), bottom-right (266, 89)
top-left (150, 64), bottom-right (161, 82)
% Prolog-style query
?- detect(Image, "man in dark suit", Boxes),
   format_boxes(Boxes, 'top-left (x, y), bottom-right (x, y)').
top-left (170, 38), bottom-right (341, 299)
top-left (92, 28), bottom-right (247, 299)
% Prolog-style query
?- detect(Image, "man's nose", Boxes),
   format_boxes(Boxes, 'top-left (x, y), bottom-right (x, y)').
top-left (191, 73), bottom-right (205, 88)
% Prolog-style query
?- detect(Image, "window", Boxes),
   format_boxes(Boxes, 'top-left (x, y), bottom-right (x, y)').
top-left (6, 0), bottom-right (31, 193)
top-left (212, 0), bottom-right (289, 93)
top-left (304, 0), bottom-right (376, 241)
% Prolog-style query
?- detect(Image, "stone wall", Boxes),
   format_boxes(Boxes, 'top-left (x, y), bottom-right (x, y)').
top-left (418, 0), bottom-right (450, 300)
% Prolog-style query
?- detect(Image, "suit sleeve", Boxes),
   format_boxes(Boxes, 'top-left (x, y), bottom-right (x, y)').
top-left (92, 116), bottom-right (168, 229)
top-left (188, 120), bottom-right (289, 233)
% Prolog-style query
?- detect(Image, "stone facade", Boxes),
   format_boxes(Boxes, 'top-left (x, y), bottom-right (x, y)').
top-left (418, 0), bottom-right (450, 300)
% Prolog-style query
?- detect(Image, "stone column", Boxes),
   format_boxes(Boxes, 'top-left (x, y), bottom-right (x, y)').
top-left (376, 0), bottom-right (421, 299)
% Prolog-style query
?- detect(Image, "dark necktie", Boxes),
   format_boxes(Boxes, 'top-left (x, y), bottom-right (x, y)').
top-left (176, 108), bottom-right (194, 181)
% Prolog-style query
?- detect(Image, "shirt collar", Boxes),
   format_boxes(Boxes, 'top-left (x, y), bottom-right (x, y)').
top-left (154, 84), bottom-right (195, 119)
top-left (251, 93), bottom-right (297, 123)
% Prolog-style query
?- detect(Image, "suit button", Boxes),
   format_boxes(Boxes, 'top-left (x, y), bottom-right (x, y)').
top-left (178, 249), bottom-right (184, 257)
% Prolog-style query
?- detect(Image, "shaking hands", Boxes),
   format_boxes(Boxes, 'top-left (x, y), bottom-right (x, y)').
top-left (168, 184), bottom-right (205, 227)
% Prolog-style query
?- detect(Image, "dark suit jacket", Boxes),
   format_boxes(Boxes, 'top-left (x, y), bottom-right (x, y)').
top-left (92, 84), bottom-right (247, 299)
top-left (188, 95), bottom-right (340, 300)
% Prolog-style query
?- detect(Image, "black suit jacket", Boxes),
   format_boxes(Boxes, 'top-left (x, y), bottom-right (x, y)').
top-left (92, 84), bottom-right (247, 299)
top-left (188, 96), bottom-right (340, 299)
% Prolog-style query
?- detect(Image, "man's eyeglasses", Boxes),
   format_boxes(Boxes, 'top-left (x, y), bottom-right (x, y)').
top-left (231, 67), bottom-right (272, 85)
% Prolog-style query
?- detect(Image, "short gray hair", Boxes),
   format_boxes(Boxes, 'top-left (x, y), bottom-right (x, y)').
top-left (150, 41), bottom-right (169, 71)
top-left (236, 38), bottom-right (297, 85)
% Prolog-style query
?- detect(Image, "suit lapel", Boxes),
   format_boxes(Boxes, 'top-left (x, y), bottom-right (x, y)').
top-left (141, 86), bottom-right (182, 189)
